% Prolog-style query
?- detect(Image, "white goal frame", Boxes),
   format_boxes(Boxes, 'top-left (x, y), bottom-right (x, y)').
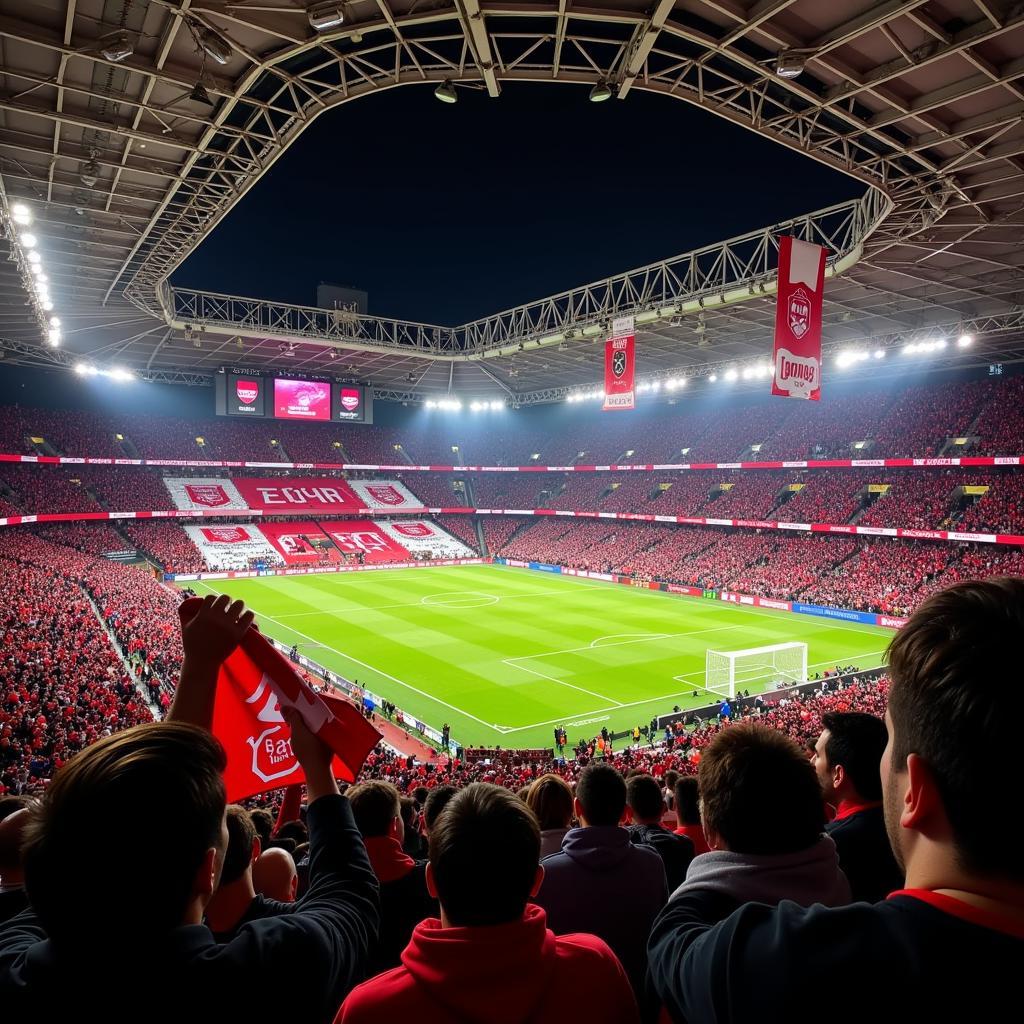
top-left (705, 641), bottom-right (808, 700)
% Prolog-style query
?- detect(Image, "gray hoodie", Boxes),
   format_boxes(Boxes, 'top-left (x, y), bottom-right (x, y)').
top-left (535, 825), bottom-right (667, 990)
top-left (669, 834), bottom-right (851, 908)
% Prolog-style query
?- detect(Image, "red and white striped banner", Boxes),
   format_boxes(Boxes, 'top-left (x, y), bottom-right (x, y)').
top-left (772, 235), bottom-right (827, 401)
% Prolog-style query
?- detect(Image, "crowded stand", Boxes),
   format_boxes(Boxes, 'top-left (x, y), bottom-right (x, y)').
top-left (122, 522), bottom-right (210, 574)
top-left (781, 470), bottom-right (864, 524)
top-left (433, 515), bottom-right (481, 553)
top-left (858, 470), bottom-right (960, 530)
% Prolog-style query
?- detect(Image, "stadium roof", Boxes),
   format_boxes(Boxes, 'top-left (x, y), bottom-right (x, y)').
top-left (1, 0), bottom-right (1023, 404)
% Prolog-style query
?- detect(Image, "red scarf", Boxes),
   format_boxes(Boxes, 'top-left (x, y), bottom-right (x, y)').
top-left (363, 835), bottom-right (416, 883)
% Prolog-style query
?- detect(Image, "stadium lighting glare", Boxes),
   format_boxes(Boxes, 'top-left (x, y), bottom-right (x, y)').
top-left (109, 368), bottom-right (134, 382)
top-left (490, 400), bottom-right (505, 410)
top-left (425, 400), bottom-right (437, 409)
top-left (307, 2), bottom-right (345, 31)
top-left (874, 349), bottom-right (886, 359)
top-left (589, 80), bottom-right (612, 102)
top-left (651, 380), bottom-right (661, 392)
top-left (27, 250), bottom-right (40, 265)
top-left (47, 329), bottom-right (61, 347)
top-left (31, 264), bottom-right (43, 277)
top-left (42, 300), bottom-right (54, 311)
top-left (11, 203), bottom-right (31, 225)
top-left (708, 373), bottom-right (718, 383)
top-left (49, 317), bottom-right (60, 327)
top-left (470, 401), bottom-right (483, 412)
top-left (434, 80), bottom-right (458, 104)
top-left (724, 368), bottom-right (738, 382)
top-left (958, 333), bottom-right (974, 348)
top-left (836, 349), bottom-right (870, 369)
top-left (20, 232), bottom-right (37, 249)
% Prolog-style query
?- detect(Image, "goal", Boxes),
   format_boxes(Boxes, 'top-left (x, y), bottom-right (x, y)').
top-left (704, 641), bottom-right (808, 699)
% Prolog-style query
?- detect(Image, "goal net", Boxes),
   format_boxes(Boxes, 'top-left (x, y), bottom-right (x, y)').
top-left (704, 641), bottom-right (808, 700)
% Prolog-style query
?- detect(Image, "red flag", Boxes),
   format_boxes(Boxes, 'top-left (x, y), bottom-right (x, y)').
top-left (178, 598), bottom-right (381, 802)
top-left (772, 235), bottom-right (827, 401)
top-left (603, 316), bottom-right (636, 411)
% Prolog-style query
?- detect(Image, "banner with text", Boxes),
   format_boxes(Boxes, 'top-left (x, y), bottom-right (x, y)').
top-left (603, 316), bottom-right (636, 411)
top-left (231, 477), bottom-right (360, 513)
top-left (772, 236), bottom-right (826, 401)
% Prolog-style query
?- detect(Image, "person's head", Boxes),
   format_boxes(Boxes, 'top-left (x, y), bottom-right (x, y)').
top-left (0, 795), bottom-right (28, 823)
top-left (248, 808), bottom-right (274, 848)
top-left (276, 819), bottom-right (308, 846)
top-left (674, 776), bottom-right (701, 827)
top-left (883, 577), bottom-right (1024, 886)
top-left (0, 807), bottom-right (29, 886)
top-left (813, 712), bottom-right (887, 805)
top-left (574, 763), bottom-right (627, 827)
top-left (22, 722), bottom-right (227, 944)
top-left (427, 783), bottom-right (541, 927)
top-left (699, 722), bottom-right (824, 855)
top-left (219, 805), bottom-right (259, 888)
top-left (626, 774), bottom-right (666, 825)
top-left (252, 847), bottom-right (298, 902)
top-left (413, 786), bottom-right (429, 808)
top-left (664, 770), bottom-right (680, 797)
top-left (347, 780), bottom-right (403, 841)
top-left (526, 774), bottom-right (574, 831)
top-left (399, 796), bottom-right (420, 837)
top-left (422, 785), bottom-right (457, 833)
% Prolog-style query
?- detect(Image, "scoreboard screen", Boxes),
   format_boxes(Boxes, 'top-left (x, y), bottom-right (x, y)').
top-left (215, 372), bottom-right (373, 424)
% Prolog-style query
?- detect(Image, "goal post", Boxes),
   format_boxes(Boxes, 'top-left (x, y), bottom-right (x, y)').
top-left (704, 641), bottom-right (808, 700)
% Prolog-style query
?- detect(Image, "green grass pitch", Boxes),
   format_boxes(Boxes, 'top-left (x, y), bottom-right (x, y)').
top-left (186, 564), bottom-right (891, 751)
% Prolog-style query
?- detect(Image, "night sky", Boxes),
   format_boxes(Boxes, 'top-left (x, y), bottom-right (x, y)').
top-left (173, 82), bottom-right (865, 325)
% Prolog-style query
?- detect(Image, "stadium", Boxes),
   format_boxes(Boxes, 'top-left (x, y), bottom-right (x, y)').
top-left (0, 1), bottom-right (1022, 1019)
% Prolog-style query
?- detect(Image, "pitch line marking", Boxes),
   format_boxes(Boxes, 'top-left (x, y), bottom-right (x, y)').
top-left (504, 624), bottom-right (742, 664)
top-left (497, 651), bottom-right (889, 734)
top-left (491, 565), bottom-right (895, 639)
top-left (501, 659), bottom-right (625, 707)
top-left (271, 585), bottom-right (614, 618)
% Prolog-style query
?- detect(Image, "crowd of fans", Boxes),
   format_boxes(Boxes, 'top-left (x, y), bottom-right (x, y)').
top-left (3, 372), bottom-right (1024, 469)
top-left (2, 578), bottom-right (1018, 1021)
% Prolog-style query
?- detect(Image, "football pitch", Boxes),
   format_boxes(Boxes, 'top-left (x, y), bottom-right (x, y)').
top-left (186, 564), bottom-right (892, 750)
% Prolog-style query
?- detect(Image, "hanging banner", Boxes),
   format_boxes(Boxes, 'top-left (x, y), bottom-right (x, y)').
top-left (603, 315), bottom-right (636, 411)
top-left (772, 236), bottom-right (826, 401)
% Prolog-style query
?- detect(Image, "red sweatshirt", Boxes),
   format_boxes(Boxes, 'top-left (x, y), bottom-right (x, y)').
top-left (337, 903), bottom-right (639, 1024)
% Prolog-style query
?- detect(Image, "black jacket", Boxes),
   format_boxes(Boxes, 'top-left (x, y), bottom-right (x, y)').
top-left (648, 888), bottom-right (1024, 1023)
top-left (825, 804), bottom-right (903, 903)
top-left (628, 823), bottom-right (694, 892)
top-left (0, 794), bottom-right (379, 1024)
top-left (373, 861), bottom-right (439, 975)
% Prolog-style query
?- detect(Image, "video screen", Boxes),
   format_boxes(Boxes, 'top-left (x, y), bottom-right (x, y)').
top-left (334, 384), bottom-right (366, 422)
top-left (227, 374), bottom-right (265, 416)
top-left (274, 378), bottom-right (331, 420)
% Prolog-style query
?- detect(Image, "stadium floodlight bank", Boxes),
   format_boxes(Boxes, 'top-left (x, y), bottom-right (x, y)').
top-left (705, 641), bottom-right (808, 699)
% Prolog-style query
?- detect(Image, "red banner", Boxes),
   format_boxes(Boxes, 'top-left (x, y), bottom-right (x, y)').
top-left (231, 477), bottom-right (360, 512)
top-left (320, 519), bottom-right (412, 562)
top-left (178, 598), bottom-right (380, 801)
top-left (772, 236), bottom-right (826, 401)
top-left (603, 316), bottom-right (636, 411)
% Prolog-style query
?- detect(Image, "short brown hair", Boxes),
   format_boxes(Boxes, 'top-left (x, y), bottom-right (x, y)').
top-left (221, 805), bottom-right (258, 885)
top-left (626, 774), bottom-right (665, 822)
top-left (429, 783), bottom-right (539, 926)
top-left (526, 774), bottom-right (574, 830)
top-left (22, 722), bottom-right (226, 942)
top-left (887, 577), bottom-right (1024, 880)
top-left (699, 723), bottom-right (824, 855)
top-left (347, 780), bottom-right (400, 838)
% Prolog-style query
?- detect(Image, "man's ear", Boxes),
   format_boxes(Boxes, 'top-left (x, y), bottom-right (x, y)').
top-left (832, 764), bottom-right (846, 792)
top-left (901, 753), bottom-right (943, 832)
top-left (196, 846), bottom-right (219, 901)
top-left (425, 861), bottom-right (439, 899)
top-left (529, 864), bottom-right (545, 898)
top-left (573, 797), bottom-right (585, 824)
top-left (251, 837), bottom-right (261, 866)
top-left (704, 826), bottom-right (724, 852)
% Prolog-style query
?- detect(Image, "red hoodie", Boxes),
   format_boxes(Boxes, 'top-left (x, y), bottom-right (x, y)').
top-left (337, 904), bottom-right (639, 1024)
